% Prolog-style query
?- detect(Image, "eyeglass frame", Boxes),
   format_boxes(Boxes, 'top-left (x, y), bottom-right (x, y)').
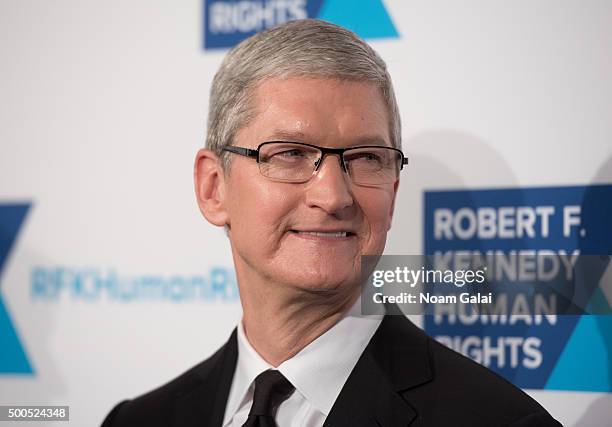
top-left (222, 141), bottom-right (409, 184)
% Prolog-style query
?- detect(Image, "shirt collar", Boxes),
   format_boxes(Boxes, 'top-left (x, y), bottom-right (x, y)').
top-left (223, 296), bottom-right (382, 422)
top-left (223, 320), bottom-right (273, 425)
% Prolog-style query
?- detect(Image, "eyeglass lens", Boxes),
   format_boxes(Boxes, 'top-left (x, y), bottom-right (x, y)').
top-left (257, 142), bottom-right (400, 185)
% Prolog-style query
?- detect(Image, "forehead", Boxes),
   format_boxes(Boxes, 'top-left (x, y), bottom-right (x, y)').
top-left (239, 77), bottom-right (391, 147)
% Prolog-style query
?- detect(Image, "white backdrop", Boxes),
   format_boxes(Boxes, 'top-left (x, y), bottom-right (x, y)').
top-left (1, 1), bottom-right (611, 426)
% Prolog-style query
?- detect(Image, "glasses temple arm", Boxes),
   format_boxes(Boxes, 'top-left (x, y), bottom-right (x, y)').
top-left (222, 146), bottom-right (259, 158)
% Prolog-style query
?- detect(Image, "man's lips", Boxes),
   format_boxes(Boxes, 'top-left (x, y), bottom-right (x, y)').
top-left (289, 229), bottom-right (356, 238)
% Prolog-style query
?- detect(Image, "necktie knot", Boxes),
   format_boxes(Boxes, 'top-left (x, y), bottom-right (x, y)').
top-left (249, 370), bottom-right (295, 417)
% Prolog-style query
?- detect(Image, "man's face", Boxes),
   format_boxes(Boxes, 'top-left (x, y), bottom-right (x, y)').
top-left (220, 77), bottom-right (398, 295)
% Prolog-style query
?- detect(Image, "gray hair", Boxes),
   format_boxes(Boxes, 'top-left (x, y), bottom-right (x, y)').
top-left (206, 19), bottom-right (401, 168)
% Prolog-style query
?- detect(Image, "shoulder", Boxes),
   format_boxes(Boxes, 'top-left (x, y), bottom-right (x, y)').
top-left (427, 337), bottom-right (547, 408)
top-left (389, 318), bottom-right (561, 426)
top-left (101, 333), bottom-right (235, 427)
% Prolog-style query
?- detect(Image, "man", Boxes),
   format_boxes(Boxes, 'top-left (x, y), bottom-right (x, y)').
top-left (102, 19), bottom-right (561, 426)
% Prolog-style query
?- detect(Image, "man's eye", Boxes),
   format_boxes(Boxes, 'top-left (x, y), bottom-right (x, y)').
top-left (348, 152), bottom-right (382, 162)
top-left (278, 149), bottom-right (305, 157)
top-left (271, 149), bottom-right (308, 159)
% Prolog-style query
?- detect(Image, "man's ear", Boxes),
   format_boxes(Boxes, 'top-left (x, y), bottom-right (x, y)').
top-left (387, 179), bottom-right (400, 231)
top-left (194, 149), bottom-right (229, 227)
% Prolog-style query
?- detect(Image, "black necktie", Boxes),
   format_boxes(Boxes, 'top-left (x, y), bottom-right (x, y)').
top-left (242, 370), bottom-right (295, 427)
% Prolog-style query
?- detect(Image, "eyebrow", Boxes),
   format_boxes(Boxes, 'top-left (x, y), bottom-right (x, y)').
top-left (267, 130), bottom-right (307, 141)
top-left (265, 130), bottom-right (390, 147)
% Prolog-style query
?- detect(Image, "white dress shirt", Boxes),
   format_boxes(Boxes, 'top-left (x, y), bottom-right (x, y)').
top-left (222, 297), bottom-right (383, 427)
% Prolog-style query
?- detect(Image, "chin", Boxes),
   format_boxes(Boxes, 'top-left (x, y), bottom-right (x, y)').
top-left (285, 267), bottom-right (359, 295)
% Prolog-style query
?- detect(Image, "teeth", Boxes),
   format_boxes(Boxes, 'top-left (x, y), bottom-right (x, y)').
top-left (298, 231), bottom-right (348, 237)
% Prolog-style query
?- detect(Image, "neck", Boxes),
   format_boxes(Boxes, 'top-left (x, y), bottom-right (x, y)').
top-left (239, 282), bottom-right (359, 367)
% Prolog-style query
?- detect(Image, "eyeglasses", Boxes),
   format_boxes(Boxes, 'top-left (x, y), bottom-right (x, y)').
top-left (222, 141), bottom-right (408, 185)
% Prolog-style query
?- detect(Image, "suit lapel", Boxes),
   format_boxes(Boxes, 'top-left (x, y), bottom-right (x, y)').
top-left (325, 315), bottom-right (434, 427)
top-left (173, 329), bottom-right (238, 427)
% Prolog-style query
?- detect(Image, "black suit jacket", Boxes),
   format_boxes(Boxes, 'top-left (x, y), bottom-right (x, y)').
top-left (101, 315), bottom-right (562, 426)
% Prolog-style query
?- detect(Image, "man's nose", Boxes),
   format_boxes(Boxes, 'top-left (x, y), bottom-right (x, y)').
top-left (305, 154), bottom-right (354, 214)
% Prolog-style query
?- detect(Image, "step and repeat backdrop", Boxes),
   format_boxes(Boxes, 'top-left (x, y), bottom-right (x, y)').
top-left (1, 1), bottom-right (611, 426)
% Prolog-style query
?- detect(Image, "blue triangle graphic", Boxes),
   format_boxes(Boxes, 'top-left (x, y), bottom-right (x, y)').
top-left (0, 203), bottom-right (33, 374)
top-left (586, 285), bottom-right (612, 314)
top-left (318, 0), bottom-right (399, 39)
top-left (545, 315), bottom-right (612, 392)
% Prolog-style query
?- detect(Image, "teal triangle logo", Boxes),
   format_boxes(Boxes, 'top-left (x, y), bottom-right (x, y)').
top-left (318, 0), bottom-right (399, 39)
top-left (545, 314), bottom-right (612, 392)
top-left (0, 203), bottom-right (33, 374)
